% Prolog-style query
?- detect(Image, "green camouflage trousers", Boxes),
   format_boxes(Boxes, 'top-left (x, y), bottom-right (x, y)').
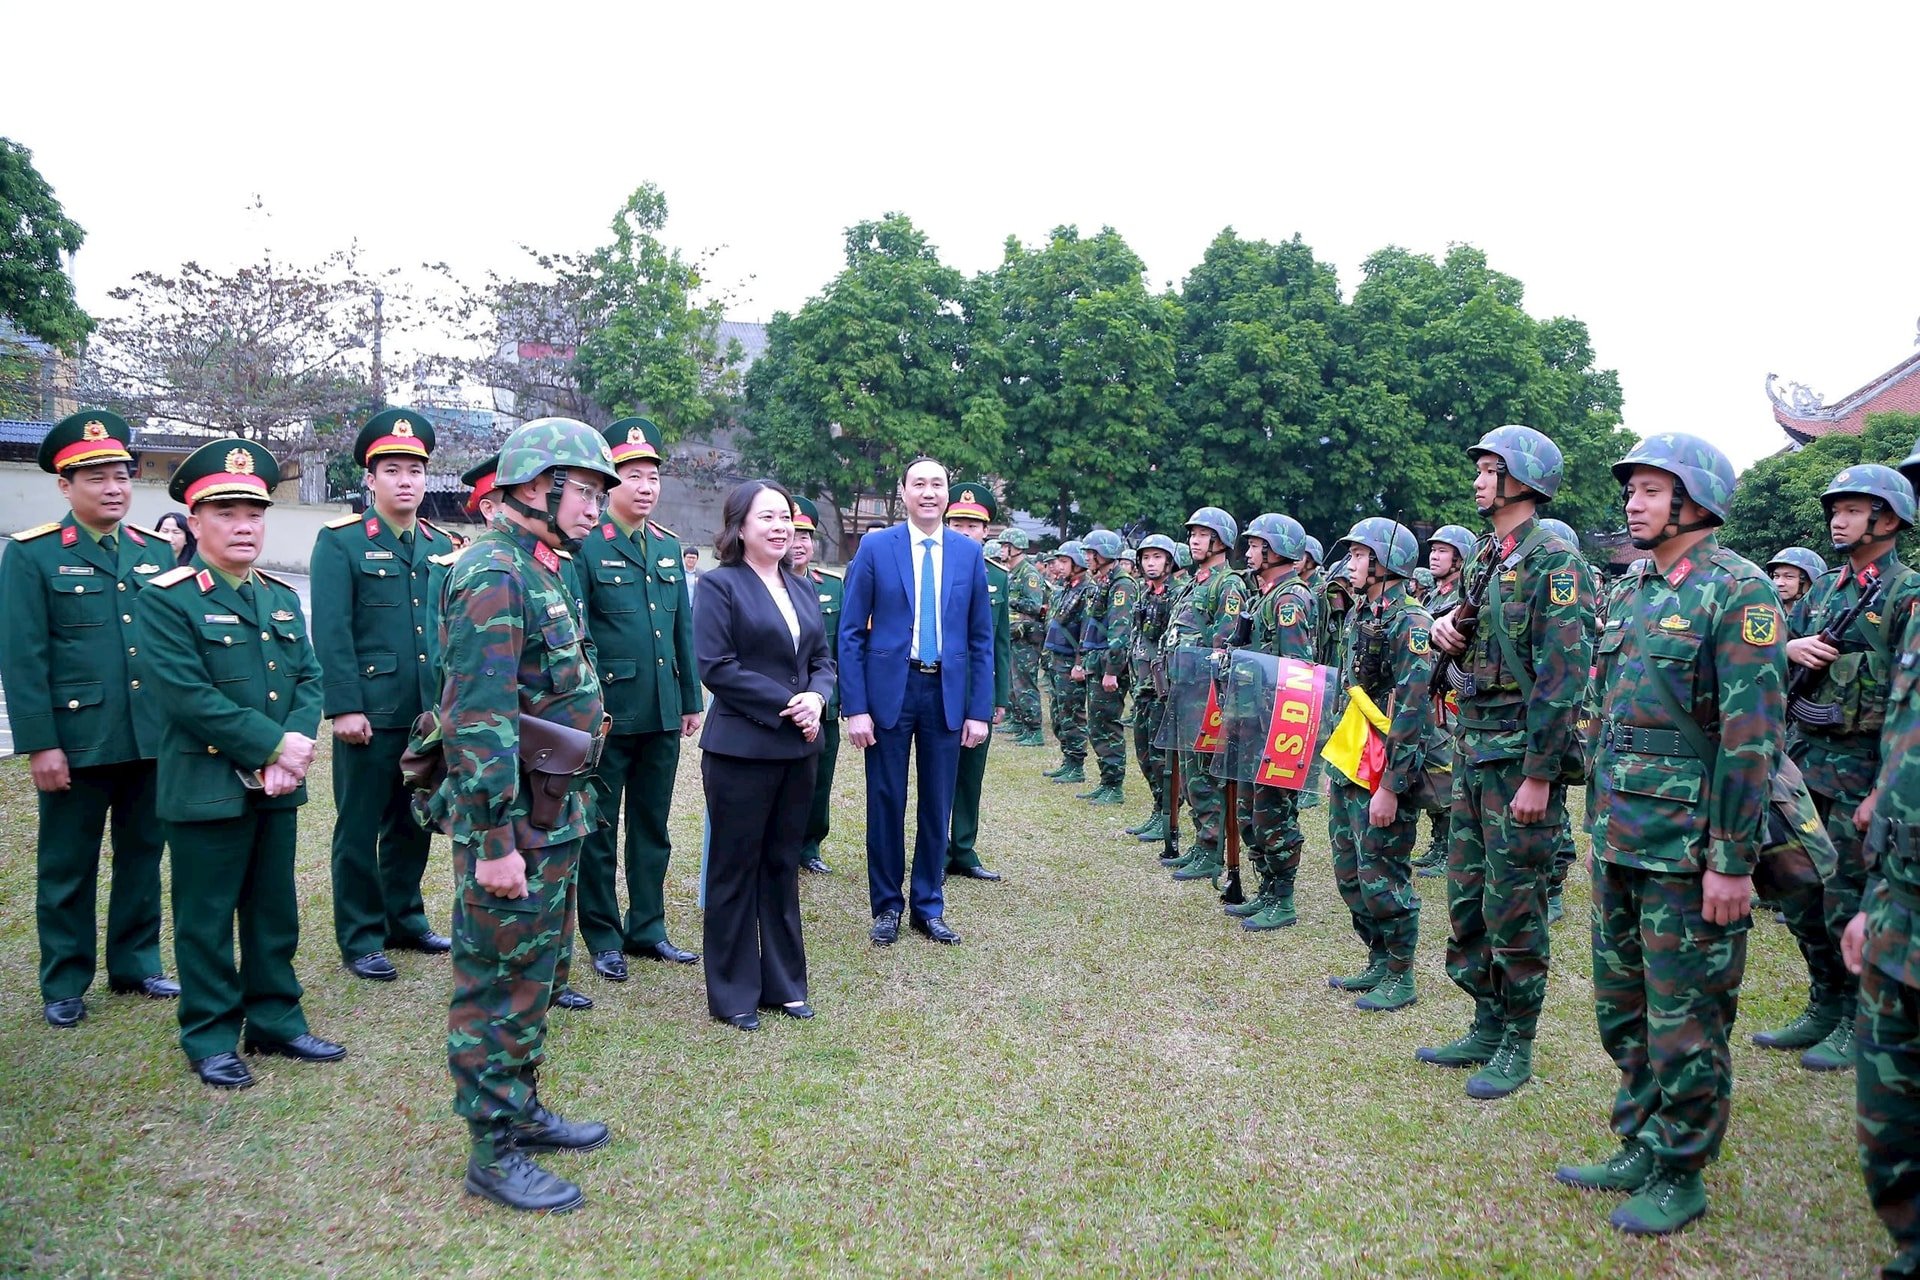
top-left (1239, 781), bottom-right (1305, 895)
top-left (1592, 860), bottom-right (1748, 1170)
top-left (1010, 642), bottom-right (1045, 732)
top-left (448, 836), bottom-right (580, 1124)
top-left (1087, 674), bottom-right (1128, 786)
top-left (1444, 758), bottom-right (1566, 1039)
top-left (1133, 693), bottom-right (1168, 810)
top-left (1047, 655), bottom-right (1088, 762)
top-left (1330, 780), bottom-right (1420, 969)
top-left (1858, 884), bottom-right (1920, 1279)
top-left (1754, 808), bottom-right (1848, 1014)
top-left (1183, 752), bottom-right (1224, 857)
top-left (1813, 784), bottom-right (1873, 1015)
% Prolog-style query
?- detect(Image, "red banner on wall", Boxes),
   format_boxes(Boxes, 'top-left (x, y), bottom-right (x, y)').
top-left (1254, 657), bottom-right (1328, 790)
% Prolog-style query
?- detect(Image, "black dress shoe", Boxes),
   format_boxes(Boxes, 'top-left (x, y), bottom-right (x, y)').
top-left (190, 1051), bottom-right (255, 1089)
top-left (391, 931), bottom-right (452, 954)
top-left (801, 857), bottom-right (833, 875)
top-left (951, 865), bottom-right (1003, 881)
top-left (870, 909), bottom-right (901, 947)
top-left (640, 940), bottom-right (698, 965)
top-left (110, 974), bottom-right (181, 998)
top-left (591, 950), bottom-right (629, 982)
top-left (244, 1032), bottom-right (346, 1062)
top-left (714, 1012), bottom-right (759, 1031)
top-left (911, 915), bottom-right (962, 945)
top-left (551, 985), bottom-right (594, 1011)
top-left (511, 1102), bottom-right (610, 1153)
top-left (760, 1001), bottom-right (815, 1020)
top-left (345, 952), bottom-right (398, 982)
top-left (43, 996), bottom-right (86, 1027)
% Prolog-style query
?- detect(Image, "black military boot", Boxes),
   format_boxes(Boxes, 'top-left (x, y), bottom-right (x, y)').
top-left (464, 1121), bottom-right (585, 1213)
top-left (511, 1099), bottom-right (611, 1154)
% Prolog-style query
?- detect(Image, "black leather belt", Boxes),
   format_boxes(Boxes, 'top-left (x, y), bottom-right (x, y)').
top-left (911, 661), bottom-right (941, 674)
top-left (1604, 722), bottom-right (1698, 759)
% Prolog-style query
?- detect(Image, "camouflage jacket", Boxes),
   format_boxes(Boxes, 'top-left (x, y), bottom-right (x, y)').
top-left (1242, 569), bottom-right (1317, 661)
top-left (437, 519), bottom-right (605, 860)
top-left (1427, 576), bottom-right (1464, 620)
top-left (1340, 581), bottom-right (1436, 796)
top-left (1129, 577), bottom-right (1177, 686)
top-left (1163, 559), bottom-right (1247, 650)
top-left (1005, 556), bottom-right (1049, 645)
top-left (1080, 563), bottom-right (1138, 678)
top-left (1864, 623), bottom-right (1920, 987)
top-left (1788, 550), bottom-right (1920, 799)
top-left (1591, 536), bottom-right (1784, 876)
top-left (1456, 517), bottom-right (1594, 779)
top-left (1045, 574), bottom-right (1091, 658)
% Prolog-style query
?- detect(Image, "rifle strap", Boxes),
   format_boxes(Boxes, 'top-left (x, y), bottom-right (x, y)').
top-left (1622, 603), bottom-right (1719, 771)
top-left (1862, 565), bottom-right (1914, 664)
top-left (1483, 526), bottom-right (1554, 702)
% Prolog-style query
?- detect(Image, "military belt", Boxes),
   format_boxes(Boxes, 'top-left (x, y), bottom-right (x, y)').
top-left (1459, 714), bottom-right (1522, 733)
top-left (1603, 721), bottom-right (1699, 759)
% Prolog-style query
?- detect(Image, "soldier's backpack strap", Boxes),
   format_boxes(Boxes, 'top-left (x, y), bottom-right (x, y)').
top-left (1482, 525), bottom-right (1555, 701)
top-left (1862, 563), bottom-right (1917, 665)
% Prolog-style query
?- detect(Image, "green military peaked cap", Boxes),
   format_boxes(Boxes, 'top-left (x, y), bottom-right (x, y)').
top-left (461, 453), bottom-right (500, 515)
top-left (946, 480), bottom-right (997, 523)
top-left (792, 495), bottom-right (820, 532)
top-left (353, 407), bottom-right (435, 467)
top-left (39, 408), bottom-right (135, 474)
top-left (605, 417), bottom-right (664, 467)
top-left (169, 438), bottom-right (279, 507)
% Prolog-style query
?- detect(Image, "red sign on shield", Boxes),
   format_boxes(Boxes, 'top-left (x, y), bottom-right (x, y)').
top-left (1254, 657), bottom-right (1327, 790)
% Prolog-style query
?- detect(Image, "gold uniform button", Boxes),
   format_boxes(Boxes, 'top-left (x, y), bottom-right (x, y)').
top-left (657, 657), bottom-right (665, 665)
top-left (418, 654), bottom-right (426, 662)
top-left (117, 582), bottom-right (127, 592)
top-left (269, 691), bottom-right (279, 701)
top-left (128, 646), bottom-right (137, 655)
top-left (122, 614), bottom-right (133, 623)
top-left (366, 665), bottom-right (376, 674)
top-left (73, 585), bottom-right (85, 594)
top-left (222, 636), bottom-right (232, 646)
top-left (67, 699), bottom-right (80, 709)
top-left (649, 602), bottom-right (657, 611)
top-left (261, 632), bottom-right (270, 641)
top-left (206, 745), bottom-right (218, 755)
top-left (131, 680), bottom-right (140, 690)
top-left (267, 662), bottom-right (276, 671)
top-left (377, 568), bottom-right (387, 577)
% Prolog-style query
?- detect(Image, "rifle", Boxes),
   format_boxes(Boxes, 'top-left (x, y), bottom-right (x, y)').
top-left (1432, 543), bottom-right (1500, 697)
top-left (1787, 573), bottom-right (1886, 726)
top-left (1162, 744), bottom-right (1183, 865)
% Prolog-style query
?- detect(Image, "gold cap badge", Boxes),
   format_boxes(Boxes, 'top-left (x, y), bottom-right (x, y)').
top-left (226, 448), bottom-right (255, 474)
top-left (82, 421), bottom-right (107, 440)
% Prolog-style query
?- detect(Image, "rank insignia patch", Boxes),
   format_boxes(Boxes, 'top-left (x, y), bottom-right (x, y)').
top-left (1409, 628), bottom-right (1431, 655)
top-left (1223, 594), bottom-right (1241, 616)
top-left (1277, 601), bottom-right (1301, 627)
top-left (1549, 570), bottom-right (1576, 606)
top-left (1659, 614), bottom-right (1691, 632)
top-left (1742, 605), bottom-right (1778, 646)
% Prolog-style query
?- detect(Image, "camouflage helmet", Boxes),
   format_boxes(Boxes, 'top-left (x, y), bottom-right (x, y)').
top-left (1765, 546), bottom-right (1828, 584)
top-left (1119, 547), bottom-right (1137, 563)
top-left (1138, 533), bottom-right (1180, 563)
top-left (1821, 463), bottom-right (1917, 530)
top-left (1332, 516), bottom-right (1420, 579)
top-left (1610, 431), bottom-right (1736, 523)
top-left (1244, 512), bottom-right (1308, 561)
top-left (1301, 535), bottom-right (1325, 567)
top-left (1185, 506), bottom-right (1239, 551)
top-left (1000, 527), bottom-right (1031, 550)
top-left (1054, 539), bottom-right (1088, 569)
top-left (1082, 528), bottom-right (1124, 562)
top-left (1412, 567), bottom-right (1437, 593)
top-left (983, 538), bottom-right (1004, 560)
top-left (1426, 523), bottom-right (1477, 563)
top-left (1538, 518), bottom-right (1582, 551)
top-left (1173, 543), bottom-right (1192, 569)
top-left (1470, 424), bottom-right (1564, 502)
top-left (497, 417), bottom-right (621, 488)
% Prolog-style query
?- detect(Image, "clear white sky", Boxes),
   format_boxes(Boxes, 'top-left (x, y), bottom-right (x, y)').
top-left (7, 3), bottom-right (1916, 468)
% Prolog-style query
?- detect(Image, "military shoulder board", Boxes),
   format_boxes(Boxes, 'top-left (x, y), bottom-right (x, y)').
top-left (648, 521), bottom-right (677, 539)
top-left (428, 551), bottom-right (460, 567)
top-left (126, 524), bottom-right (163, 545)
top-left (12, 521), bottom-right (61, 541)
top-left (324, 513), bottom-right (361, 529)
top-left (149, 566), bottom-right (196, 588)
top-left (814, 566), bottom-right (844, 580)
top-left (255, 568), bottom-right (294, 590)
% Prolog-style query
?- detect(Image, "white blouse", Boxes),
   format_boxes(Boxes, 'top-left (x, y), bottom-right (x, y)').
top-left (759, 570), bottom-right (800, 649)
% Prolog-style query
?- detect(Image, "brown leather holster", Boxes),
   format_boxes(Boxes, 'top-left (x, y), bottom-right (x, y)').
top-left (519, 713), bottom-right (611, 831)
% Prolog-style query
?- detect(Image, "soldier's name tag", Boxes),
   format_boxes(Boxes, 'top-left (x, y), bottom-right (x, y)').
top-left (271, 609), bottom-right (296, 623)
top-left (1741, 605), bottom-right (1778, 646)
top-left (546, 602), bottom-right (570, 618)
top-left (203, 613), bottom-right (240, 624)
top-left (601, 559), bottom-right (624, 567)
top-left (1548, 570), bottom-right (1576, 606)
top-left (1409, 628), bottom-right (1431, 655)
top-left (364, 550), bottom-right (394, 560)
top-left (57, 565), bottom-right (94, 575)
top-left (134, 563), bottom-right (160, 574)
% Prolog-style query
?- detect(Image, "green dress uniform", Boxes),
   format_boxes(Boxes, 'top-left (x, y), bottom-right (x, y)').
top-left (310, 409), bottom-right (454, 967)
top-left (577, 418), bottom-right (701, 961)
top-left (135, 441), bottom-right (328, 1067)
top-left (944, 482), bottom-right (1011, 873)
top-left (801, 560), bottom-right (844, 866)
top-left (0, 410), bottom-right (170, 1022)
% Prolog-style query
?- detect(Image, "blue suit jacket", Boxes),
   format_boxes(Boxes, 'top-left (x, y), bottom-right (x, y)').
top-left (839, 523), bottom-right (994, 731)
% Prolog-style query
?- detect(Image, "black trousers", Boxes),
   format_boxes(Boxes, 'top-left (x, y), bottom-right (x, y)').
top-left (701, 751), bottom-right (816, 1018)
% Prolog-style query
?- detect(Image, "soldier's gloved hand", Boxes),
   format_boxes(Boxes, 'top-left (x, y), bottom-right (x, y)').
top-left (331, 713), bottom-right (374, 746)
top-left (476, 850), bottom-right (529, 900)
top-left (28, 748), bottom-right (70, 793)
top-left (1841, 910), bottom-right (1869, 975)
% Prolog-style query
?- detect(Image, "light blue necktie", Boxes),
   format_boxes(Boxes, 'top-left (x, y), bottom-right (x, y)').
top-left (918, 537), bottom-right (938, 664)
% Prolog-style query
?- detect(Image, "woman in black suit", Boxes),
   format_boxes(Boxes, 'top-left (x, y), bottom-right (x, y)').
top-left (694, 479), bottom-right (835, 1030)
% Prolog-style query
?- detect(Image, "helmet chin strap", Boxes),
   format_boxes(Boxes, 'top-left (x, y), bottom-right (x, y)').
top-left (505, 469), bottom-right (583, 553)
top-left (1833, 500), bottom-right (1897, 557)
top-left (1627, 481), bottom-right (1715, 550)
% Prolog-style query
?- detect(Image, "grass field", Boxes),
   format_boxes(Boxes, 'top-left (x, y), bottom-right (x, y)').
top-left (0, 732), bottom-right (1890, 1278)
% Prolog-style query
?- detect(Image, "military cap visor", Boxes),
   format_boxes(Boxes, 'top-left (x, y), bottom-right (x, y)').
top-left (792, 495), bottom-right (820, 532)
top-left (354, 408), bottom-right (435, 467)
top-left (946, 480), bottom-right (996, 523)
top-left (169, 438), bottom-right (279, 507)
top-left (40, 410), bottom-right (136, 474)
top-left (605, 417), bottom-right (664, 467)
top-left (460, 455), bottom-right (500, 515)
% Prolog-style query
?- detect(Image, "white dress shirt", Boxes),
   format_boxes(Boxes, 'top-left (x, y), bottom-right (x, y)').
top-left (907, 522), bottom-right (944, 661)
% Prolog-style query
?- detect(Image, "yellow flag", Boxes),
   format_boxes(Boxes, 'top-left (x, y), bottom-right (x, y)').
top-left (1322, 687), bottom-right (1391, 789)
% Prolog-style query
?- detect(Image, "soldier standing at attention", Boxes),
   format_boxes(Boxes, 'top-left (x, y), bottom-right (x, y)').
top-left (440, 418), bottom-right (617, 1213)
top-left (1418, 425), bottom-right (1593, 1101)
top-left (942, 482), bottom-right (1010, 879)
top-left (1076, 529), bottom-right (1135, 806)
top-left (1416, 525), bottom-right (1478, 879)
top-left (1041, 542), bottom-right (1092, 785)
top-left (1000, 528), bottom-right (1048, 747)
top-left (1226, 514), bottom-right (1317, 932)
top-left (1783, 464), bottom-right (1920, 1072)
top-left (311, 408), bottom-right (454, 983)
top-left (136, 439), bottom-right (341, 1089)
top-left (1125, 535), bottom-right (1182, 845)
top-left (1765, 546), bottom-right (1827, 636)
top-left (0, 410), bottom-right (177, 1027)
top-left (791, 496), bottom-right (842, 876)
top-left (1538, 516), bottom-right (1596, 927)
top-left (1841, 427), bottom-right (1920, 1280)
top-left (1165, 508), bottom-right (1248, 884)
top-left (577, 418), bottom-right (702, 984)
top-left (1553, 433), bottom-right (1780, 1236)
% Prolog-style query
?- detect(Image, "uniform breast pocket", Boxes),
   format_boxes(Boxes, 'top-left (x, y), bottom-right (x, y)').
top-left (592, 565), bottom-right (638, 612)
top-left (50, 576), bottom-right (109, 628)
top-left (1643, 631), bottom-right (1702, 702)
top-left (657, 571), bottom-right (682, 611)
top-left (1500, 601), bottom-right (1530, 638)
top-left (1606, 755), bottom-right (1706, 859)
top-left (540, 617), bottom-right (584, 693)
top-left (198, 623), bottom-right (253, 682)
top-left (52, 681), bottom-right (107, 751)
top-left (357, 557), bottom-right (404, 605)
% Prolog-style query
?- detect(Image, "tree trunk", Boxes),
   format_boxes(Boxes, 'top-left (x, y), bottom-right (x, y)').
top-left (297, 433), bottom-right (329, 506)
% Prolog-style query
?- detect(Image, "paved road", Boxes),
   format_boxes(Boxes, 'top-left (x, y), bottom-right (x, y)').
top-left (0, 537), bottom-right (309, 757)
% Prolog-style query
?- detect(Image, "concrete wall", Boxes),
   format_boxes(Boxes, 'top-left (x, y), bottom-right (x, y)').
top-left (0, 462), bottom-right (352, 573)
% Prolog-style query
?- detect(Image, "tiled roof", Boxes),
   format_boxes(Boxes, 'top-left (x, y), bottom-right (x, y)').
top-left (1769, 350), bottom-right (1920, 443)
top-left (0, 419), bottom-right (51, 446)
top-left (717, 320), bottom-right (768, 370)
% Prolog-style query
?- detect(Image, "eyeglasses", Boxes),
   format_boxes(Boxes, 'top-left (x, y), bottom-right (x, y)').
top-left (559, 477), bottom-right (610, 511)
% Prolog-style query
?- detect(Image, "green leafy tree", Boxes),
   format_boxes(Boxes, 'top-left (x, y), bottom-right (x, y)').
top-left (741, 213), bottom-right (1004, 528)
top-left (0, 138), bottom-right (92, 354)
top-left (1721, 411), bottom-right (1920, 566)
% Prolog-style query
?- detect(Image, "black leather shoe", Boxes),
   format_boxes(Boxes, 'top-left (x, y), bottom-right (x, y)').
top-left (511, 1102), bottom-right (610, 1153)
top-left (761, 1001), bottom-right (815, 1020)
top-left (802, 857), bottom-right (833, 875)
top-left (110, 974), bottom-right (181, 998)
top-left (551, 985), bottom-right (594, 1011)
top-left (952, 865), bottom-right (1002, 881)
top-left (465, 1149), bottom-right (584, 1214)
top-left (44, 997), bottom-right (86, 1027)
top-left (640, 940), bottom-right (698, 965)
top-left (190, 1051), bottom-right (255, 1089)
top-left (715, 1012), bottom-right (759, 1031)
top-left (244, 1032), bottom-right (346, 1062)
top-left (591, 950), bottom-right (628, 982)
top-left (870, 910), bottom-right (901, 947)
top-left (911, 915), bottom-right (962, 945)
top-left (391, 931), bottom-right (452, 954)
top-left (345, 952), bottom-right (397, 982)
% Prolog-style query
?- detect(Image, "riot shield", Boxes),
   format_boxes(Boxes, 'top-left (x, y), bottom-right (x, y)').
top-left (1154, 645), bottom-right (1220, 754)
top-left (1220, 655), bottom-right (1337, 790)
top-left (1208, 650), bottom-right (1279, 783)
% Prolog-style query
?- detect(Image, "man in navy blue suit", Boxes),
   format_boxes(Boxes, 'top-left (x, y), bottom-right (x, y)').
top-left (839, 458), bottom-right (995, 945)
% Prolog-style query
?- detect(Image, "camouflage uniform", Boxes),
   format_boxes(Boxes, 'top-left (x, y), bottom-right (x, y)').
top-left (1044, 560), bottom-right (1092, 772)
top-left (1080, 549), bottom-right (1136, 792)
top-left (1163, 555), bottom-right (1247, 872)
top-left (1005, 537), bottom-right (1049, 741)
top-left (1233, 547), bottom-right (1317, 926)
top-left (1129, 545), bottom-right (1180, 835)
top-left (1420, 556), bottom-right (1468, 873)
